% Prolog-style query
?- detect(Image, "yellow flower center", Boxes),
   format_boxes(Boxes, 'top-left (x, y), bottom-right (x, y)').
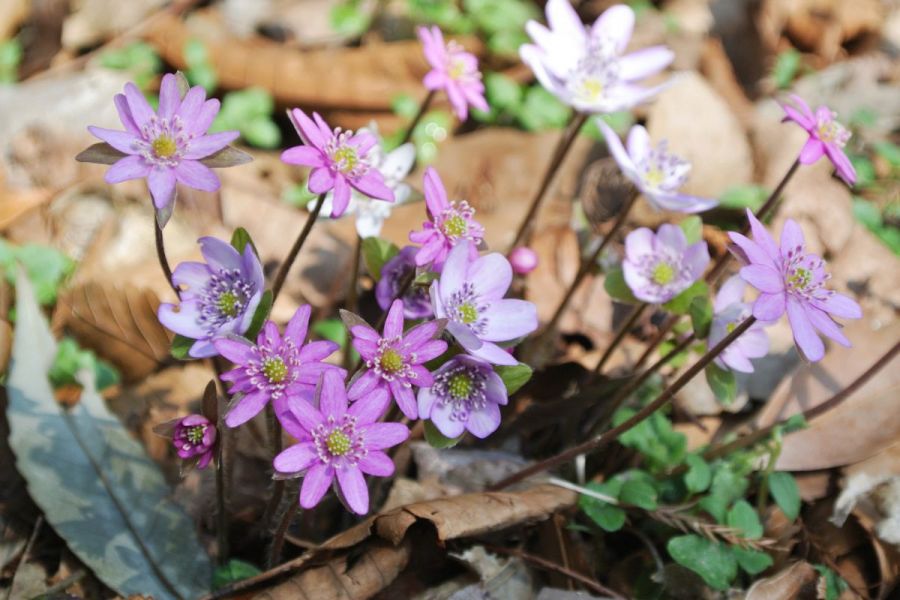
top-left (443, 215), bottom-right (468, 238)
top-left (186, 425), bottom-right (205, 445)
top-left (788, 267), bottom-right (811, 291)
top-left (581, 78), bottom-right (604, 101)
top-left (449, 58), bottom-right (467, 80)
top-left (448, 373), bottom-right (473, 399)
top-left (152, 135), bottom-right (178, 159)
top-left (217, 291), bottom-right (240, 318)
top-left (726, 322), bottom-right (736, 334)
top-left (262, 357), bottom-right (288, 383)
top-left (644, 167), bottom-right (665, 188)
top-left (379, 348), bottom-right (404, 374)
top-left (652, 263), bottom-right (675, 285)
top-left (332, 146), bottom-right (358, 174)
top-left (326, 430), bottom-right (351, 456)
top-left (457, 302), bottom-right (478, 324)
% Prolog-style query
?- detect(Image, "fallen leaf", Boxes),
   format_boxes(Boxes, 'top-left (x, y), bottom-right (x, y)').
top-left (744, 560), bottom-right (817, 600)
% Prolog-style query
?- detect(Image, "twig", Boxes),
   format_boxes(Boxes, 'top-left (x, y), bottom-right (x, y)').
top-left (591, 303), bottom-right (649, 377)
top-left (344, 235), bottom-right (362, 369)
top-left (271, 193), bottom-right (326, 301)
top-left (268, 497), bottom-right (300, 568)
top-left (154, 218), bottom-right (178, 296)
top-left (400, 90), bottom-right (436, 146)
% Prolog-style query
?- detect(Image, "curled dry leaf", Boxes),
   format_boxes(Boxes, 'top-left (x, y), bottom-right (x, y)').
top-left (55, 282), bottom-right (172, 383)
top-left (744, 561), bottom-right (817, 600)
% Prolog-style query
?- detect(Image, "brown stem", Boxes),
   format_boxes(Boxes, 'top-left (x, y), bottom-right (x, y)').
top-left (262, 405), bottom-right (284, 527)
top-left (591, 303), bottom-right (649, 377)
top-left (267, 498), bottom-right (299, 568)
top-left (400, 90), bottom-right (436, 146)
top-left (344, 235), bottom-right (363, 369)
top-left (154, 218), bottom-right (178, 296)
top-left (271, 193), bottom-right (326, 302)
top-left (508, 112), bottom-right (588, 253)
top-left (633, 314), bottom-right (679, 371)
top-left (490, 316), bottom-right (756, 491)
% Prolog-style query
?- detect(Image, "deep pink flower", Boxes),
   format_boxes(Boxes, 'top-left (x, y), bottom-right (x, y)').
top-left (273, 370), bottom-right (409, 515)
top-left (281, 109), bottom-right (394, 218)
top-left (154, 414), bottom-right (217, 471)
top-left (409, 167), bottom-right (484, 270)
top-left (418, 25), bottom-right (488, 121)
top-left (729, 209), bottom-right (862, 362)
top-left (509, 247), bottom-right (539, 275)
top-left (781, 94), bottom-right (855, 185)
top-left (84, 73), bottom-right (241, 227)
top-left (344, 299), bottom-right (448, 420)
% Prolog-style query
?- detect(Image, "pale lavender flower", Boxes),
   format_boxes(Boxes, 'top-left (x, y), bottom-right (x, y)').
top-left (520, 1), bottom-right (673, 113)
top-left (622, 224), bottom-right (709, 304)
top-left (409, 167), bottom-right (484, 270)
top-left (418, 25), bottom-right (489, 121)
top-left (213, 306), bottom-right (346, 427)
top-left (729, 209), bottom-right (862, 362)
top-left (781, 94), bottom-right (856, 185)
top-left (273, 370), bottom-right (409, 515)
top-left (158, 237), bottom-right (264, 358)
top-left (376, 247), bottom-right (434, 320)
top-left (281, 109), bottom-right (394, 218)
top-left (80, 73), bottom-right (247, 227)
top-left (343, 300), bottom-right (448, 420)
top-left (509, 247), bottom-right (539, 275)
top-left (431, 241), bottom-right (538, 366)
top-left (154, 414), bottom-right (217, 470)
top-left (418, 355), bottom-right (507, 439)
top-left (597, 121), bottom-right (717, 213)
top-left (709, 276), bottom-right (769, 373)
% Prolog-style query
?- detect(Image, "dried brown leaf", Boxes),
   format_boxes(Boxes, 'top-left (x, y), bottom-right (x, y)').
top-left (744, 561), bottom-right (817, 600)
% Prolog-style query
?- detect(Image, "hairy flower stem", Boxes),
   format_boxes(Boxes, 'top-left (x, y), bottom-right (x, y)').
top-left (262, 405), bottom-right (284, 528)
top-left (508, 112), bottom-right (588, 253)
top-left (271, 193), bottom-right (326, 301)
top-left (490, 316), bottom-right (756, 491)
top-left (208, 364), bottom-right (230, 565)
top-left (400, 90), bottom-right (436, 146)
top-left (344, 235), bottom-right (363, 369)
top-left (542, 193), bottom-right (638, 339)
top-left (591, 303), bottom-right (649, 377)
top-left (154, 218), bottom-right (179, 296)
top-left (268, 497), bottom-right (299, 568)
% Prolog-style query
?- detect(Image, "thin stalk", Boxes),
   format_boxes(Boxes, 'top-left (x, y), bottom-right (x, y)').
top-left (490, 316), bottom-right (756, 491)
top-left (344, 235), bottom-right (363, 369)
top-left (633, 314), bottom-right (679, 371)
top-left (210, 361), bottom-right (230, 565)
top-left (154, 219), bottom-right (178, 296)
top-left (400, 90), bottom-right (436, 146)
top-left (542, 194), bottom-right (637, 337)
top-left (262, 406), bottom-right (284, 527)
top-left (508, 112), bottom-right (588, 253)
top-left (268, 498), bottom-right (299, 568)
top-left (271, 193), bottom-right (326, 301)
top-left (591, 303), bottom-right (649, 377)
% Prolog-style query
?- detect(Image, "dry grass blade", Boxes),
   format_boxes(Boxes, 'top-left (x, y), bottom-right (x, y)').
top-left (649, 506), bottom-right (779, 552)
top-left (55, 282), bottom-right (172, 382)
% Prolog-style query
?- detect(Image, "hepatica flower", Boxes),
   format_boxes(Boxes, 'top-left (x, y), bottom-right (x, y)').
top-left (418, 355), bottom-right (507, 439)
top-left (729, 209), bottom-right (862, 362)
top-left (376, 246), bottom-right (434, 319)
top-left (709, 275), bottom-right (769, 373)
top-left (781, 94), bottom-right (856, 185)
top-left (431, 241), bottom-right (538, 366)
top-left (597, 121), bottom-right (717, 213)
top-left (623, 224), bottom-right (709, 304)
top-left (153, 414), bottom-right (217, 471)
top-left (409, 167), bottom-right (484, 269)
top-left (213, 306), bottom-right (346, 427)
top-left (418, 25), bottom-right (489, 121)
top-left (158, 237), bottom-right (264, 358)
top-left (343, 299), bottom-right (448, 419)
top-left (274, 370), bottom-right (409, 515)
top-left (520, 1), bottom-right (673, 113)
top-left (79, 73), bottom-right (248, 227)
top-left (282, 109), bottom-right (394, 218)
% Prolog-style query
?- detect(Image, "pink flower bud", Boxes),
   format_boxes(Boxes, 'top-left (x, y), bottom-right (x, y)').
top-left (509, 247), bottom-right (538, 274)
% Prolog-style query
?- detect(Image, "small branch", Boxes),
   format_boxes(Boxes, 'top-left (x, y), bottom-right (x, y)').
top-left (400, 90), bottom-right (436, 146)
top-left (268, 497), bottom-right (300, 568)
top-left (591, 303), bottom-right (649, 377)
top-left (344, 235), bottom-right (363, 369)
top-left (154, 218), bottom-right (178, 296)
top-left (271, 193), bottom-right (326, 301)
top-left (262, 405), bottom-right (285, 528)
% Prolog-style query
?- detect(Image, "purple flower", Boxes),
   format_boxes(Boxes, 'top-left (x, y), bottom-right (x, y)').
top-left (281, 109), bottom-right (394, 218)
top-left (273, 370), bottom-right (409, 514)
top-left (418, 25), bottom-right (489, 121)
top-left (729, 209), bottom-right (862, 362)
top-left (83, 73), bottom-right (244, 227)
top-left (158, 237), bottom-right (264, 358)
top-left (213, 306), bottom-right (346, 427)
top-left (509, 246), bottom-right (539, 275)
top-left (418, 355), bottom-right (507, 439)
top-left (597, 121), bottom-right (718, 213)
top-left (431, 241), bottom-right (538, 366)
top-left (520, 1), bottom-right (673, 113)
top-left (376, 246), bottom-right (434, 320)
top-left (343, 300), bottom-right (448, 420)
top-left (409, 167), bottom-right (484, 270)
top-left (154, 414), bottom-right (217, 470)
top-left (781, 95), bottom-right (855, 185)
top-left (709, 276), bottom-right (769, 373)
top-left (622, 224), bottom-right (709, 304)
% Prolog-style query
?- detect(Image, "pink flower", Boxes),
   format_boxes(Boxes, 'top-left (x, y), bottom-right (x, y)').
top-left (509, 247), bottom-right (539, 275)
top-left (418, 25), bottom-right (488, 121)
top-left (729, 209), bottom-right (862, 362)
top-left (781, 94), bottom-right (855, 185)
top-left (623, 224), bottom-right (709, 304)
top-left (409, 167), bottom-right (484, 270)
top-left (273, 370), bottom-right (409, 515)
top-left (281, 109), bottom-right (394, 218)
top-left (709, 276), bottom-right (769, 373)
top-left (154, 414), bottom-right (217, 471)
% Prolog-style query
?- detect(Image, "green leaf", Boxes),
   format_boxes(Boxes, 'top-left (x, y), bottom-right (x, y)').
top-left (615, 407), bottom-right (687, 471)
top-left (689, 295), bottom-right (713, 339)
top-left (604, 267), bottom-right (638, 304)
top-left (679, 216), bottom-right (703, 244)
top-left (424, 420), bottom-right (463, 449)
top-left (620, 479), bottom-right (658, 510)
top-left (768, 471), bottom-right (801, 521)
top-left (245, 290), bottom-right (273, 340)
top-left (705, 362), bottom-right (737, 405)
top-left (170, 334), bottom-right (195, 360)
top-left (494, 363), bottom-right (532, 395)
top-left (662, 281), bottom-right (708, 315)
top-left (684, 454), bottom-right (712, 494)
top-left (1, 241), bottom-right (76, 306)
top-left (874, 141), bottom-right (900, 168)
top-left (7, 270), bottom-right (212, 599)
top-left (667, 535), bottom-right (737, 591)
top-left (850, 155), bottom-right (876, 188)
top-left (772, 49), bottom-right (801, 89)
top-left (484, 72), bottom-right (522, 109)
top-left (313, 317), bottom-right (348, 348)
top-left (719, 185), bottom-right (768, 211)
top-left (814, 564), bottom-right (849, 600)
top-left (242, 117), bottom-right (281, 149)
top-left (230, 227), bottom-right (258, 256)
top-left (330, 0), bottom-right (371, 36)
top-left (517, 86), bottom-right (571, 131)
top-left (391, 93), bottom-right (419, 119)
top-left (726, 500), bottom-right (763, 539)
top-left (48, 337), bottom-right (120, 391)
top-left (733, 547), bottom-right (773, 575)
top-left (213, 559), bottom-right (261, 590)
top-left (361, 237), bottom-right (400, 282)
top-left (700, 465), bottom-right (749, 522)
top-left (579, 480), bottom-right (626, 532)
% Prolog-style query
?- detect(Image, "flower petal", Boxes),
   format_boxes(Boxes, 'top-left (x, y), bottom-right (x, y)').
top-left (468, 340), bottom-right (518, 365)
top-left (805, 304), bottom-right (851, 347)
top-left (148, 168), bottom-right (177, 210)
top-left (752, 292), bottom-right (787, 321)
top-left (105, 155), bottom-right (151, 184)
top-left (336, 465), bottom-right (369, 514)
top-left (87, 126), bottom-right (139, 155)
top-left (299, 464), bottom-right (333, 509)
top-left (786, 297), bottom-right (824, 362)
top-left (429, 399), bottom-right (466, 438)
top-left (466, 402), bottom-right (501, 439)
top-left (351, 172), bottom-right (394, 202)
top-left (619, 46), bottom-right (674, 81)
top-left (439, 241), bottom-right (471, 299)
top-left (799, 138), bottom-right (826, 165)
top-left (285, 305), bottom-right (312, 345)
top-left (812, 292), bottom-right (862, 320)
top-left (123, 82), bottom-right (155, 129)
top-left (348, 369), bottom-right (381, 400)
top-left (213, 337), bottom-right (254, 365)
top-left (184, 131), bottom-right (240, 159)
top-left (158, 73), bottom-right (179, 120)
top-left (745, 209), bottom-right (781, 264)
top-left (175, 160), bottom-right (220, 192)
top-left (331, 175), bottom-right (351, 217)
top-left (740, 264), bottom-right (784, 294)
top-left (360, 422), bottom-right (409, 450)
top-left (467, 253), bottom-right (513, 300)
top-left (389, 380), bottom-right (418, 419)
top-left (224, 390), bottom-right (269, 427)
top-left (319, 370), bottom-right (348, 417)
top-left (281, 145), bottom-right (327, 168)
top-left (383, 299), bottom-right (405, 339)
top-left (199, 236), bottom-right (242, 272)
top-left (348, 388), bottom-right (390, 424)
top-left (289, 108), bottom-right (327, 149)
top-left (273, 442), bottom-right (318, 474)
top-left (158, 301), bottom-right (205, 338)
top-left (480, 300), bottom-right (538, 342)
top-left (423, 167), bottom-right (449, 216)
top-left (592, 3), bottom-right (634, 53)
top-left (358, 451), bottom-right (395, 477)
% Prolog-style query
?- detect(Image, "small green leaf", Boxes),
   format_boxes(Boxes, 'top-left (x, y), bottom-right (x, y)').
top-left (772, 49), bottom-right (801, 89)
top-left (3, 242), bottom-right (76, 306)
top-left (330, 0), bottom-right (371, 36)
top-left (705, 362), bottom-right (737, 405)
top-left (689, 295), bottom-right (713, 339)
top-left (719, 185), bottom-right (768, 211)
top-left (424, 420), bottom-right (463, 449)
top-left (484, 72), bottom-right (522, 109)
top-left (684, 454), bottom-right (711, 494)
top-left (814, 564), bottom-right (849, 600)
top-left (667, 534), bottom-right (737, 591)
top-left (850, 155), bottom-right (876, 188)
top-left (361, 237), bottom-right (400, 282)
top-left (494, 363), bottom-right (532, 395)
top-left (604, 267), bottom-right (638, 304)
top-left (620, 479), bottom-right (657, 510)
top-left (245, 290), bottom-right (273, 340)
top-left (733, 547), bottom-right (773, 575)
top-left (242, 117), bottom-right (281, 149)
top-left (874, 141), bottom-right (900, 168)
top-left (313, 318), bottom-right (348, 348)
top-left (516, 86), bottom-right (571, 131)
top-left (579, 480), bottom-right (626, 532)
top-left (213, 559), bottom-right (261, 590)
top-left (679, 216), bottom-right (703, 244)
top-left (726, 500), bottom-right (763, 539)
top-left (230, 227), bottom-right (258, 257)
top-left (391, 93), bottom-right (419, 119)
top-left (171, 334), bottom-right (195, 360)
top-left (768, 471), bottom-right (801, 521)
top-left (662, 281), bottom-right (708, 315)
